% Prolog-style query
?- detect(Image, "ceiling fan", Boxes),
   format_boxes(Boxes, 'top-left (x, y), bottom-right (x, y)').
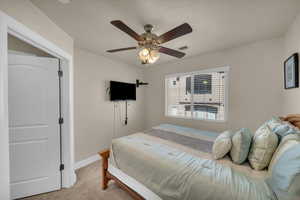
top-left (106, 20), bottom-right (192, 64)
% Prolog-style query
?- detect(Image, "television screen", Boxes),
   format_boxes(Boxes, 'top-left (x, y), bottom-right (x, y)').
top-left (110, 81), bottom-right (136, 101)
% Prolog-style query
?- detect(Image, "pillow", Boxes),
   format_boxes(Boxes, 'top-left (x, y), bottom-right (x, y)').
top-left (266, 116), bottom-right (283, 129)
top-left (230, 128), bottom-right (252, 164)
top-left (268, 134), bottom-right (300, 173)
top-left (266, 144), bottom-right (300, 200)
top-left (272, 121), bottom-right (300, 140)
top-left (212, 131), bottom-right (233, 159)
top-left (265, 117), bottom-right (299, 140)
top-left (248, 125), bottom-right (278, 170)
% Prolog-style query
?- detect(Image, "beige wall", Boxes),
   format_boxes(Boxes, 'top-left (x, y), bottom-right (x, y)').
top-left (74, 47), bottom-right (145, 162)
top-left (0, 1), bottom-right (73, 199)
top-left (0, 0), bottom-right (73, 55)
top-left (0, 2), bottom-right (298, 199)
top-left (283, 13), bottom-right (300, 114)
top-left (8, 34), bottom-right (53, 57)
top-left (145, 38), bottom-right (284, 133)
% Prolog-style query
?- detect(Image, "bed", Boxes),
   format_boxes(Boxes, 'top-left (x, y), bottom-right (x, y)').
top-left (99, 115), bottom-right (300, 200)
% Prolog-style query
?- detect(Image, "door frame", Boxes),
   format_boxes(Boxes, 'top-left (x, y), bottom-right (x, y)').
top-left (0, 11), bottom-right (76, 198)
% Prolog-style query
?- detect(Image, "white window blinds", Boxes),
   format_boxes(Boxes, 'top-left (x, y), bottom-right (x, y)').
top-left (165, 67), bottom-right (229, 121)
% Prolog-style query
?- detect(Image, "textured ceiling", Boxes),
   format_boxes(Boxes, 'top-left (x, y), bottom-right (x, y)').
top-left (31, 0), bottom-right (300, 67)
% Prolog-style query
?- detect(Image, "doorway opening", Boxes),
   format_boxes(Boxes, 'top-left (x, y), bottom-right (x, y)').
top-left (8, 34), bottom-right (65, 199)
top-left (0, 12), bottom-right (75, 200)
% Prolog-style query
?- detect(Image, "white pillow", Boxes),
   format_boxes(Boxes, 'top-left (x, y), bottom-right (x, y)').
top-left (212, 131), bottom-right (233, 159)
top-left (248, 125), bottom-right (278, 170)
top-left (266, 144), bottom-right (300, 200)
top-left (268, 134), bottom-right (300, 173)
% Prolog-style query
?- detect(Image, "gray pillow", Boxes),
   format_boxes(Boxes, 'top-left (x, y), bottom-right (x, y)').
top-left (266, 145), bottom-right (300, 200)
top-left (230, 128), bottom-right (252, 164)
top-left (266, 117), bottom-right (299, 140)
top-left (212, 131), bottom-right (233, 159)
top-left (248, 125), bottom-right (278, 170)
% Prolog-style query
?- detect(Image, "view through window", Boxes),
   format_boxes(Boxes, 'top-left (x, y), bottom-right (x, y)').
top-left (165, 67), bottom-right (229, 121)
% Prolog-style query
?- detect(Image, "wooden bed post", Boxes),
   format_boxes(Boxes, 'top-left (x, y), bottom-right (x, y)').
top-left (99, 149), bottom-right (111, 190)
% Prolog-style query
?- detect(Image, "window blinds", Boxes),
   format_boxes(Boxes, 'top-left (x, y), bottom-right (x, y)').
top-left (165, 68), bottom-right (227, 121)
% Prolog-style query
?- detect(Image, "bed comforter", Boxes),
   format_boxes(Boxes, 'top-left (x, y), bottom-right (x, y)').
top-left (109, 125), bottom-right (276, 200)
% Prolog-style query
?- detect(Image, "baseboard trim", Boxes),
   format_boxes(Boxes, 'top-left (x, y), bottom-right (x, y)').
top-left (74, 154), bottom-right (101, 170)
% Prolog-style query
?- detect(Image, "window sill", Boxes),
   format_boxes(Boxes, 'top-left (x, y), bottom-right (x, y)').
top-left (165, 114), bottom-right (227, 123)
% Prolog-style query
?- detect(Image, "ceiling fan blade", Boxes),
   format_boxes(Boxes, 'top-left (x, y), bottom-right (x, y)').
top-left (158, 23), bottom-right (192, 44)
top-left (159, 46), bottom-right (185, 58)
top-left (106, 47), bottom-right (137, 53)
top-left (111, 20), bottom-right (142, 41)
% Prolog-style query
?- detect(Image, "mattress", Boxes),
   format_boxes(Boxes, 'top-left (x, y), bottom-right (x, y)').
top-left (109, 124), bottom-right (275, 200)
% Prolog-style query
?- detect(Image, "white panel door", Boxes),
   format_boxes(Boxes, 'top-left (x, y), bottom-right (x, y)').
top-left (8, 54), bottom-right (61, 199)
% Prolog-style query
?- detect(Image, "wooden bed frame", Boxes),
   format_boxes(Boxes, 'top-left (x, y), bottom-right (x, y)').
top-left (99, 114), bottom-right (300, 200)
top-left (99, 150), bottom-right (145, 200)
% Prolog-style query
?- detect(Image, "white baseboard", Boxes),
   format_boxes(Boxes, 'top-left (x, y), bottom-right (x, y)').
top-left (74, 154), bottom-right (101, 170)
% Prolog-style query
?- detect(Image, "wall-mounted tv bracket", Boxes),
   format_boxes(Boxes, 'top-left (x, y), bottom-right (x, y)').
top-left (136, 79), bottom-right (149, 88)
top-left (125, 101), bottom-right (128, 125)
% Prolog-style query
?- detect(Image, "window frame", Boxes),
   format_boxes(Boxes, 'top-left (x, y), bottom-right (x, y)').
top-left (164, 66), bottom-right (230, 122)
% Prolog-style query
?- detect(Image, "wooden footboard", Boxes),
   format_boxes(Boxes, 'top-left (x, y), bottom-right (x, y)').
top-left (98, 149), bottom-right (145, 200)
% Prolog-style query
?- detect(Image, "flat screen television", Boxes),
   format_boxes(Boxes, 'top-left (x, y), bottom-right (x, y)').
top-left (110, 81), bottom-right (136, 101)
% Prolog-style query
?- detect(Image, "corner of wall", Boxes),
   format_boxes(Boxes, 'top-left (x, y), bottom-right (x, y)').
top-left (282, 12), bottom-right (300, 115)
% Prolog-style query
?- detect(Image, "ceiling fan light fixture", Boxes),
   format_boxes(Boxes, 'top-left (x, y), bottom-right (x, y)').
top-left (138, 48), bottom-right (150, 63)
top-left (139, 48), bottom-right (150, 57)
top-left (138, 48), bottom-right (160, 64)
top-left (148, 49), bottom-right (160, 64)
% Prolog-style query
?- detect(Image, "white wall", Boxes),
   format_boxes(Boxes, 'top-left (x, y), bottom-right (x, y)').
top-left (8, 34), bottom-right (53, 57)
top-left (0, 1), bottom-right (298, 199)
top-left (0, 0), bottom-right (73, 55)
top-left (0, 1), bottom-right (73, 199)
top-left (283, 13), bottom-right (300, 115)
top-left (74, 47), bottom-right (145, 162)
top-left (145, 38), bottom-right (284, 133)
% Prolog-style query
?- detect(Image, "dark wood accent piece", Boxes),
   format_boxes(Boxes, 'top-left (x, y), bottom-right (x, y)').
top-left (99, 149), bottom-right (145, 200)
top-left (107, 47), bottom-right (137, 53)
top-left (99, 149), bottom-right (111, 190)
top-left (158, 23), bottom-right (192, 44)
top-left (159, 46), bottom-right (185, 58)
top-left (111, 20), bottom-right (142, 41)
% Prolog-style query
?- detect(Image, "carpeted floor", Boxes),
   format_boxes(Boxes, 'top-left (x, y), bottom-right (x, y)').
top-left (22, 161), bottom-right (132, 200)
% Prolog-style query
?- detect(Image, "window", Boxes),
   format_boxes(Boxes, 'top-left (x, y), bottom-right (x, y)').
top-left (165, 67), bottom-right (229, 121)
top-left (186, 74), bottom-right (212, 94)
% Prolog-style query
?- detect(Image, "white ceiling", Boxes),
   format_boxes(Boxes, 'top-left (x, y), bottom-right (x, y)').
top-left (31, 0), bottom-right (300, 67)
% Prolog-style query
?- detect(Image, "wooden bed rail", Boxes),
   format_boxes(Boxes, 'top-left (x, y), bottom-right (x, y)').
top-left (98, 149), bottom-right (145, 200)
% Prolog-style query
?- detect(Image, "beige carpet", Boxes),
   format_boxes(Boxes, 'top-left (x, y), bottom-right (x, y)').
top-left (22, 161), bottom-right (132, 200)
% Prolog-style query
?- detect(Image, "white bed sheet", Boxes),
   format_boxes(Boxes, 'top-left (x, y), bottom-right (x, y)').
top-left (108, 164), bottom-right (162, 200)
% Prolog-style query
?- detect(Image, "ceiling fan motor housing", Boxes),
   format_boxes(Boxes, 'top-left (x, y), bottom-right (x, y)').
top-left (144, 24), bottom-right (153, 32)
top-left (139, 32), bottom-right (159, 49)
